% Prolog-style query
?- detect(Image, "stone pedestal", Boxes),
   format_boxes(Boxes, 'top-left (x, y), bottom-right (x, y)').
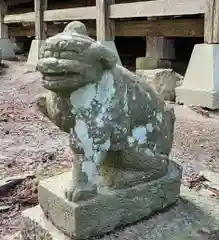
top-left (0, 39), bottom-right (15, 60)
top-left (176, 44), bottom-right (219, 109)
top-left (26, 40), bottom-right (45, 69)
top-left (136, 69), bottom-right (183, 101)
top-left (21, 162), bottom-right (182, 240)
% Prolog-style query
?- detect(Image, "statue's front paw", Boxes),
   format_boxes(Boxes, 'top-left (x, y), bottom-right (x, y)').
top-left (64, 183), bottom-right (97, 202)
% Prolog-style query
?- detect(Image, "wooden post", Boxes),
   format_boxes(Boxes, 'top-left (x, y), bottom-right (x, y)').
top-left (0, 0), bottom-right (8, 39)
top-left (146, 36), bottom-right (175, 59)
top-left (146, 17), bottom-right (175, 60)
top-left (34, 0), bottom-right (47, 40)
top-left (204, 0), bottom-right (219, 43)
top-left (96, 0), bottom-right (115, 41)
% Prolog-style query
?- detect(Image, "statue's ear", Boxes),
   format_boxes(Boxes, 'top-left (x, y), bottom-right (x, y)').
top-left (89, 42), bottom-right (118, 69)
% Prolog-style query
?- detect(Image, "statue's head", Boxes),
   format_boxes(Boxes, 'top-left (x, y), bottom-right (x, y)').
top-left (37, 21), bottom-right (118, 94)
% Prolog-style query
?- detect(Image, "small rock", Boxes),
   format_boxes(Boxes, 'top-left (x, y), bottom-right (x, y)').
top-left (0, 204), bottom-right (11, 212)
top-left (5, 130), bottom-right (10, 135)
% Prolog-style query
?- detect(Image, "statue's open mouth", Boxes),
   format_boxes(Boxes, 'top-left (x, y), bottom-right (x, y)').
top-left (37, 57), bottom-right (90, 92)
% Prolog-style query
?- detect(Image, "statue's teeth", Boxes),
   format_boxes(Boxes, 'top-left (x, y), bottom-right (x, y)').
top-left (60, 51), bottom-right (76, 59)
top-left (44, 50), bottom-right (52, 58)
top-left (53, 52), bottom-right (60, 58)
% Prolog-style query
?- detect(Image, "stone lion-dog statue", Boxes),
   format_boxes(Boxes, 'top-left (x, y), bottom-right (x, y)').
top-left (37, 21), bottom-right (175, 202)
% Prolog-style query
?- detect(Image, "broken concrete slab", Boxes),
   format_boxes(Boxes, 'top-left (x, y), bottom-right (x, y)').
top-left (136, 69), bottom-right (183, 101)
top-left (176, 44), bottom-right (219, 109)
top-left (21, 185), bottom-right (219, 240)
top-left (33, 162), bottom-right (181, 239)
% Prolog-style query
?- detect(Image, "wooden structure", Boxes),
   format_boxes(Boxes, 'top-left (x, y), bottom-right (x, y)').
top-left (0, 0), bottom-right (210, 39)
top-left (0, 0), bottom-right (218, 69)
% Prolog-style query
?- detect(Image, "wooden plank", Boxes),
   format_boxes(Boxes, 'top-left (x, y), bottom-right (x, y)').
top-left (204, 0), bottom-right (219, 43)
top-left (8, 22), bottom-right (96, 37)
top-left (0, 0), bottom-right (8, 38)
top-left (110, 0), bottom-right (206, 19)
top-left (96, 0), bottom-right (115, 41)
top-left (4, 6), bottom-right (96, 23)
top-left (44, 6), bottom-right (96, 21)
top-left (7, 0), bottom-right (31, 6)
top-left (115, 18), bottom-right (204, 37)
top-left (8, 18), bottom-right (204, 38)
top-left (4, 12), bottom-right (34, 23)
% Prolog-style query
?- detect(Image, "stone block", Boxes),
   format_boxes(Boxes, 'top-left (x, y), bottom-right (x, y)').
top-left (136, 69), bottom-right (183, 101)
top-left (21, 183), bottom-right (219, 240)
top-left (176, 44), bottom-right (219, 109)
top-left (0, 39), bottom-right (15, 60)
top-left (136, 57), bottom-right (172, 70)
top-left (36, 161), bottom-right (181, 239)
top-left (26, 40), bottom-right (45, 69)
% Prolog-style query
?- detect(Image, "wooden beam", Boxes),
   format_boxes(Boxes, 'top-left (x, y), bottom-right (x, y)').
top-left (96, 0), bottom-right (115, 41)
top-left (8, 22), bottom-right (96, 37)
top-left (44, 7), bottom-right (96, 21)
top-left (4, 12), bottom-right (34, 23)
top-left (115, 18), bottom-right (204, 37)
top-left (4, 6), bottom-right (96, 23)
top-left (109, 0), bottom-right (206, 19)
top-left (6, 0), bottom-right (31, 6)
top-left (204, 0), bottom-right (219, 43)
top-left (0, 0), bottom-right (8, 38)
top-left (34, 0), bottom-right (46, 40)
top-left (8, 18), bottom-right (204, 38)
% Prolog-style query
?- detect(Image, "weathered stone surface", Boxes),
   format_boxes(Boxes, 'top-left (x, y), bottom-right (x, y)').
top-left (36, 91), bottom-right (74, 133)
top-left (136, 57), bottom-right (172, 70)
top-left (37, 21), bottom-right (178, 204)
top-left (25, 161), bottom-right (181, 239)
top-left (136, 69), bottom-right (183, 101)
top-left (21, 184), bottom-right (219, 240)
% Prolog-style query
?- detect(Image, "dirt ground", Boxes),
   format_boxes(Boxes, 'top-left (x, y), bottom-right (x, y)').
top-left (1, 61), bottom-right (219, 238)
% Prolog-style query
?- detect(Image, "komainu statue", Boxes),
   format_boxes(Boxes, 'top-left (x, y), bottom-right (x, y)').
top-left (37, 21), bottom-right (181, 204)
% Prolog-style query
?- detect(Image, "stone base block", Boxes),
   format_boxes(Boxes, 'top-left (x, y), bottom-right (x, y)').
top-left (26, 40), bottom-right (45, 69)
top-left (176, 43), bottom-right (219, 109)
top-left (35, 161), bottom-right (181, 239)
top-left (136, 57), bottom-right (172, 70)
top-left (0, 39), bottom-right (15, 60)
top-left (22, 182), bottom-right (219, 240)
top-left (136, 69), bottom-right (183, 101)
top-left (176, 88), bottom-right (219, 109)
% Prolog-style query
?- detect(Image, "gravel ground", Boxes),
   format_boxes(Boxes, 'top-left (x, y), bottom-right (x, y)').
top-left (171, 105), bottom-right (219, 184)
top-left (0, 61), bottom-right (72, 237)
top-left (1, 61), bottom-right (219, 238)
